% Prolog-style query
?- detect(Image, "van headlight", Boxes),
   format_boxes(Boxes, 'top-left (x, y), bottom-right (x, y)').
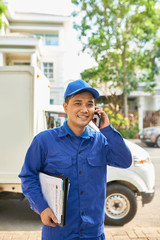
top-left (124, 139), bottom-right (151, 167)
top-left (133, 155), bottom-right (150, 166)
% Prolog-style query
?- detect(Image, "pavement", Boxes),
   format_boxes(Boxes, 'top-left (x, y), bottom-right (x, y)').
top-left (0, 227), bottom-right (160, 240)
top-left (104, 227), bottom-right (160, 240)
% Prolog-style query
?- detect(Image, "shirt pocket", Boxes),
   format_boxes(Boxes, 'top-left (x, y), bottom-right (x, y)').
top-left (87, 155), bottom-right (106, 167)
top-left (86, 155), bottom-right (106, 186)
top-left (47, 155), bottom-right (72, 176)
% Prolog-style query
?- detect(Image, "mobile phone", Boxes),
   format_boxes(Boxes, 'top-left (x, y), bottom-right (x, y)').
top-left (93, 113), bottom-right (101, 128)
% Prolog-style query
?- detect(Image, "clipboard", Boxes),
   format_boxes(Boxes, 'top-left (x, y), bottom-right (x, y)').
top-left (39, 171), bottom-right (69, 227)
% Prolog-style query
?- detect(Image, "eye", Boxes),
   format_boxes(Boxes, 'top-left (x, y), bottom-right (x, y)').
top-left (88, 103), bottom-right (94, 107)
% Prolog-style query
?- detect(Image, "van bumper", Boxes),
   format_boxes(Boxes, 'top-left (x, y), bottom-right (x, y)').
top-left (141, 191), bottom-right (155, 205)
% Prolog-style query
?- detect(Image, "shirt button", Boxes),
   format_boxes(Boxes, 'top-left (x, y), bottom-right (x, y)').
top-left (81, 212), bottom-right (84, 216)
top-left (80, 229), bottom-right (83, 232)
top-left (79, 171), bottom-right (82, 174)
top-left (78, 151), bottom-right (81, 154)
top-left (80, 191), bottom-right (83, 195)
top-left (80, 233), bottom-right (83, 236)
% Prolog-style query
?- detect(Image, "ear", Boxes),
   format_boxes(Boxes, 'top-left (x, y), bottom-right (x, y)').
top-left (63, 102), bottom-right (68, 113)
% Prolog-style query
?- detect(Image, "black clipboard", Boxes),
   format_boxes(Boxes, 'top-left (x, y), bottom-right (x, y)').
top-left (39, 171), bottom-right (69, 227)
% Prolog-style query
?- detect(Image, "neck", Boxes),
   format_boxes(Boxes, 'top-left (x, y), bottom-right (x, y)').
top-left (67, 121), bottom-right (85, 136)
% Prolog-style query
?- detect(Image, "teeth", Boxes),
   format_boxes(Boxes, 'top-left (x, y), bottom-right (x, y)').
top-left (78, 116), bottom-right (88, 119)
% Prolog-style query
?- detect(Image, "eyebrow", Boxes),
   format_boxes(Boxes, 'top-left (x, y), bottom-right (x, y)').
top-left (73, 100), bottom-right (94, 103)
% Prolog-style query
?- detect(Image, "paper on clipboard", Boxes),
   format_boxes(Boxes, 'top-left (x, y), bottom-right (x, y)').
top-left (39, 172), bottom-right (69, 227)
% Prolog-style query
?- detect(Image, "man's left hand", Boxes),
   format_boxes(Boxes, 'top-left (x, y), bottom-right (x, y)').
top-left (93, 106), bottom-right (110, 129)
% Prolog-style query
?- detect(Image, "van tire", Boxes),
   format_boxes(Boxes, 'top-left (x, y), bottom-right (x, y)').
top-left (104, 183), bottom-right (137, 226)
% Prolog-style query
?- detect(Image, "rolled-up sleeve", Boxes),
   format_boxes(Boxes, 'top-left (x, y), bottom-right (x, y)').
top-left (100, 124), bottom-right (132, 168)
top-left (19, 136), bottom-right (48, 214)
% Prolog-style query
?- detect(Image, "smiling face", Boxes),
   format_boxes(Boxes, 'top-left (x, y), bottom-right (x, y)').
top-left (63, 91), bottom-right (95, 136)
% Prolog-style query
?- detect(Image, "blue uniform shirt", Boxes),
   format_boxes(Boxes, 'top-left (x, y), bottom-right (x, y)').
top-left (19, 121), bottom-right (132, 240)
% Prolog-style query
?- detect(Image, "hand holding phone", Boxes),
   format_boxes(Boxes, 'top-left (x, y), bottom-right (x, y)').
top-left (93, 106), bottom-right (110, 129)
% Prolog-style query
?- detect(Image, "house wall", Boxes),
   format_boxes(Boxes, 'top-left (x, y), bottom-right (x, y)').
top-left (0, 8), bottom-right (71, 105)
top-left (41, 51), bottom-right (65, 104)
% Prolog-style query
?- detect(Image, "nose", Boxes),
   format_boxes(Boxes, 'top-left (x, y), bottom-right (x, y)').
top-left (80, 104), bottom-right (88, 113)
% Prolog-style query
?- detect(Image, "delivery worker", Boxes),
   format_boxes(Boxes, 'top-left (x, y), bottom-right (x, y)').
top-left (19, 79), bottom-right (132, 240)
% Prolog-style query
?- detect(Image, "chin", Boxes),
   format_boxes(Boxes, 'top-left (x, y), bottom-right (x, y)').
top-left (78, 119), bottom-right (91, 126)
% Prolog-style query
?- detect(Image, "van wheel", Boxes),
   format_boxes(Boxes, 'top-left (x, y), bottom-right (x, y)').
top-left (104, 183), bottom-right (137, 226)
top-left (156, 135), bottom-right (160, 148)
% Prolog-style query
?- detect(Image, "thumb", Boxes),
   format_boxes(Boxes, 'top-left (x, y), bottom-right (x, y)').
top-left (51, 212), bottom-right (58, 224)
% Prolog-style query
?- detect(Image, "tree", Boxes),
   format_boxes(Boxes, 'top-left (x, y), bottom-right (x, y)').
top-left (72, 0), bottom-right (160, 117)
top-left (0, 0), bottom-right (7, 29)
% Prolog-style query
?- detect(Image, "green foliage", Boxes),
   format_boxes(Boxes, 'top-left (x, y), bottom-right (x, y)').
top-left (104, 107), bottom-right (139, 139)
top-left (119, 125), bottom-right (139, 139)
top-left (104, 107), bottom-right (129, 128)
top-left (0, 0), bottom-right (7, 29)
top-left (72, 0), bottom-right (160, 111)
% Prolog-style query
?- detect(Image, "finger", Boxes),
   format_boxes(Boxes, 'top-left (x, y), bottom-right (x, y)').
top-left (46, 208), bottom-right (58, 224)
top-left (45, 222), bottom-right (57, 227)
top-left (94, 106), bottom-right (101, 112)
top-left (43, 217), bottom-right (57, 227)
top-left (49, 219), bottom-right (57, 227)
top-left (51, 214), bottom-right (58, 224)
top-left (94, 107), bottom-right (103, 114)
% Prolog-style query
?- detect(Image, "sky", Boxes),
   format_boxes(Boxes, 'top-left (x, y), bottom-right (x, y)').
top-left (8, 0), bottom-right (74, 15)
top-left (7, 0), bottom-right (96, 79)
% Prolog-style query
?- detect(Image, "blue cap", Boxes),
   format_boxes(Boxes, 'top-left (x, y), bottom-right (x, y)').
top-left (64, 80), bottom-right (99, 99)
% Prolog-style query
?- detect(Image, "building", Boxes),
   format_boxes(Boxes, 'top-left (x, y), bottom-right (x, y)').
top-left (0, 2), bottom-right (74, 105)
top-left (1, 2), bottom-right (160, 131)
top-left (129, 77), bottom-right (160, 131)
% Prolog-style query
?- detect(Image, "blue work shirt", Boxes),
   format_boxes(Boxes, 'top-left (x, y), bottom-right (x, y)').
top-left (19, 121), bottom-right (132, 240)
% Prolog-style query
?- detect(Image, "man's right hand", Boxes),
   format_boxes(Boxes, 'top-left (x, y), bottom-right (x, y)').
top-left (40, 208), bottom-right (58, 227)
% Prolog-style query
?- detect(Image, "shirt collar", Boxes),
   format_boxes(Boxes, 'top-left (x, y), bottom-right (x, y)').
top-left (58, 120), bottom-right (94, 139)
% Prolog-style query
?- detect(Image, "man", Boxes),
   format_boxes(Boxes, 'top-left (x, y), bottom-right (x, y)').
top-left (19, 79), bottom-right (132, 240)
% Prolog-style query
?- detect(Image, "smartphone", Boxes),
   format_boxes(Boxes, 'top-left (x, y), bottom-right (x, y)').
top-left (93, 113), bottom-right (101, 128)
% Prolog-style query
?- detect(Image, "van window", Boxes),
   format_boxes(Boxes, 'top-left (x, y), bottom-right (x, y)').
top-left (45, 111), bottom-right (67, 129)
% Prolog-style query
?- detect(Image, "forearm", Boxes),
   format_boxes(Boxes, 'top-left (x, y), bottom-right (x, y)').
top-left (100, 124), bottom-right (132, 168)
top-left (19, 135), bottom-right (49, 214)
top-left (20, 174), bottom-right (49, 214)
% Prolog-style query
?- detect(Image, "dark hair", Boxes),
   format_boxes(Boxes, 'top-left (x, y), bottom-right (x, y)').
top-left (64, 90), bottom-right (95, 103)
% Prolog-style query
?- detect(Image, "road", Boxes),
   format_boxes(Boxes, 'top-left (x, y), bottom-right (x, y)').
top-left (0, 147), bottom-right (160, 231)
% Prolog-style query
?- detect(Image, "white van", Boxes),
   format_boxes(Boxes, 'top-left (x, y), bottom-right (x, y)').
top-left (44, 105), bottom-right (155, 226)
top-left (0, 66), bottom-right (50, 195)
